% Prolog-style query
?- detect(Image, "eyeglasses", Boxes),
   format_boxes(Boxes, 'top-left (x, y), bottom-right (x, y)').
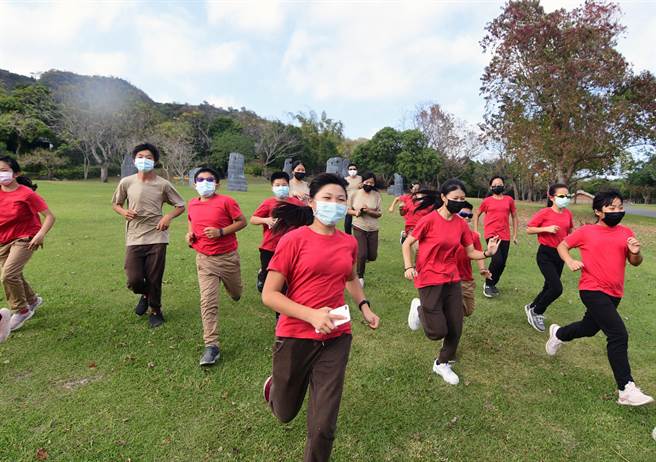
top-left (459, 212), bottom-right (474, 218)
top-left (554, 194), bottom-right (572, 199)
top-left (196, 178), bottom-right (216, 183)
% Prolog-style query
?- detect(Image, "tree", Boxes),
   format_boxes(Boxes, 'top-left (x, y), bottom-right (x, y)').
top-left (626, 154), bottom-right (656, 203)
top-left (20, 147), bottom-right (68, 179)
top-left (153, 120), bottom-right (196, 182)
top-left (395, 147), bottom-right (442, 185)
top-left (255, 120), bottom-right (301, 172)
top-left (293, 111), bottom-right (344, 172)
top-left (480, 0), bottom-right (656, 185)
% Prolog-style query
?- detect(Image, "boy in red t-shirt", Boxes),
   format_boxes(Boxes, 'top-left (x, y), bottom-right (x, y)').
top-left (250, 172), bottom-right (303, 294)
top-left (187, 167), bottom-right (247, 366)
top-left (0, 156), bottom-right (55, 343)
top-left (455, 202), bottom-right (491, 317)
top-left (546, 190), bottom-right (653, 406)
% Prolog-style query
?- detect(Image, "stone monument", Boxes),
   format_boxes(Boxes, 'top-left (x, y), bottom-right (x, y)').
top-left (326, 157), bottom-right (345, 175)
top-left (120, 153), bottom-right (138, 178)
top-left (387, 173), bottom-right (404, 196)
top-left (283, 158), bottom-right (293, 176)
top-left (188, 167), bottom-right (201, 188)
top-left (227, 152), bottom-right (248, 192)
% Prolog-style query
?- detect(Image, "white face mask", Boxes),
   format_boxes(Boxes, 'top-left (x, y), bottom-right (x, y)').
top-left (348, 169), bottom-right (358, 177)
top-left (272, 185), bottom-right (289, 199)
top-left (134, 158), bottom-right (155, 172)
top-left (554, 196), bottom-right (571, 209)
top-left (196, 180), bottom-right (216, 197)
top-left (0, 171), bottom-right (14, 185)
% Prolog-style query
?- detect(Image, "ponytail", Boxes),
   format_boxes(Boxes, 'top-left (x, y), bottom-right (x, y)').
top-left (0, 156), bottom-right (37, 190)
top-left (272, 202), bottom-right (314, 234)
top-left (415, 178), bottom-right (468, 212)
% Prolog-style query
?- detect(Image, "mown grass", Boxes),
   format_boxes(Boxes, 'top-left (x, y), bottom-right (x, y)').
top-left (1, 178), bottom-right (654, 461)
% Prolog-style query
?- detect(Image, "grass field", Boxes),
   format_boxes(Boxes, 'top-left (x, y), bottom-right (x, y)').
top-left (1, 178), bottom-right (655, 461)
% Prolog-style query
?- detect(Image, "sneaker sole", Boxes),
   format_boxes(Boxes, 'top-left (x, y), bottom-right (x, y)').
top-left (29, 297), bottom-right (44, 313)
top-left (408, 299), bottom-right (421, 331)
top-left (263, 376), bottom-right (273, 403)
top-left (483, 287), bottom-right (494, 298)
top-left (525, 305), bottom-right (544, 332)
top-left (617, 397), bottom-right (655, 406)
top-left (545, 325), bottom-right (561, 356)
top-left (200, 358), bottom-right (219, 366)
top-left (432, 364), bottom-right (459, 385)
top-left (10, 310), bottom-right (35, 331)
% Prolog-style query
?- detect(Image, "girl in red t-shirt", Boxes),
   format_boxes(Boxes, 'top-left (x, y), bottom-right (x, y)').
top-left (546, 190), bottom-right (653, 406)
top-left (473, 176), bottom-right (518, 298)
top-left (402, 179), bottom-right (500, 386)
top-left (261, 173), bottom-right (380, 462)
top-left (524, 184), bottom-right (574, 332)
top-left (388, 181), bottom-right (421, 244)
top-left (0, 156), bottom-right (55, 343)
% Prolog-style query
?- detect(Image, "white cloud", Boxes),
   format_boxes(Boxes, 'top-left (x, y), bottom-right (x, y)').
top-left (206, 0), bottom-right (286, 33)
top-left (207, 94), bottom-right (241, 109)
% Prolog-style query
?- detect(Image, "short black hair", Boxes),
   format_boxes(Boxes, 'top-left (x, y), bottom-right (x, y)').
top-left (270, 171), bottom-right (290, 184)
top-left (194, 167), bottom-right (221, 182)
top-left (348, 163), bottom-right (357, 169)
top-left (309, 173), bottom-right (348, 197)
top-left (132, 143), bottom-right (160, 162)
top-left (593, 189), bottom-right (623, 212)
top-left (489, 175), bottom-right (504, 186)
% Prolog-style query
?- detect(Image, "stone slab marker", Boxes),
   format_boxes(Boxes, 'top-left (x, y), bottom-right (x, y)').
top-left (188, 167), bottom-right (201, 188)
top-left (120, 153), bottom-right (138, 178)
top-left (283, 158), bottom-right (293, 176)
top-left (326, 157), bottom-right (344, 175)
top-left (227, 152), bottom-right (248, 192)
top-left (387, 173), bottom-right (404, 196)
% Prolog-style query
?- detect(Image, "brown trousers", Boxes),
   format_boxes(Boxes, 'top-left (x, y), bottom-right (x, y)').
top-left (461, 280), bottom-right (476, 317)
top-left (124, 244), bottom-right (167, 309)
top-left (353, 227), bottom-right (378, 278)
top-left (0, 238), bottom-right (37, 312)
top-left (196, 251), bottom-right (243, 347)
top-left (270, 334), bottom-right (352, 462)
top-left (418, 283), bottom-right (464, 363)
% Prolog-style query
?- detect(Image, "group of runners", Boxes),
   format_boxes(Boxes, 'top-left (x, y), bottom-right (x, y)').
top-left (0, 142), bottom-right (652, 462)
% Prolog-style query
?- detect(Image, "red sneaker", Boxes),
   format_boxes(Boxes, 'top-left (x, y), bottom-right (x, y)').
top-left (263, 375), bottom-right (273, 404)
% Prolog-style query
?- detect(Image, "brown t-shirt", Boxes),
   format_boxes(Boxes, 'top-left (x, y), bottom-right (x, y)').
top-left (350, 189), bottom-right (382, 232)
top-left (112, 174), bottom-right (185, 246)
top-left (345, 175), bottom-right (362, 198)
top-left (289, 179), bottom-right (310, 202)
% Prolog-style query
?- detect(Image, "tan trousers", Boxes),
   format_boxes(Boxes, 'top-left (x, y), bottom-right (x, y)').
top-left (196, 251), bottom-right (243, 347)
top-left (461, 279), bottom-right (476, 317)
top-left (0, 239), bottom-right (37, 313)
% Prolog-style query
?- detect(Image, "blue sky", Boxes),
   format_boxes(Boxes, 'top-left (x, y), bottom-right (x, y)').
top-left (0, 0), bottom-right (654, 139)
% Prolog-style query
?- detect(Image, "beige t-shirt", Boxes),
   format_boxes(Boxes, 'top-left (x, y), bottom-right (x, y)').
top-left (350, 189), bottom-right (382, 232)
top-left (289, 178), bottom-right (310, 201)
top-left (345, 175), bottom-right (362, 198)
top-left (112, 174), bottom-right (185, 246)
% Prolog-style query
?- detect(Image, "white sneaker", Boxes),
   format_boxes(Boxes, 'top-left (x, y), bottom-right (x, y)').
top-left (359, 278), bottom-right (365, 288)
top-left (618, 382), bottom-right (654, 407)
top-left (408, 298), bottom-right (421, 331)
top-left (433, 361), bottom-right (459, 385)
top-left (545, 324), bottom-right (563, 356)
top-left (29, 296), bottom-right (43, 313)
top-left (0, 308), bottom-right (11, 342)
top-left (9, 309), bottom-right (34, 331)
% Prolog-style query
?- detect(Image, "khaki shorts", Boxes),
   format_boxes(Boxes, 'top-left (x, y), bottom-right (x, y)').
top-left (461, 279), bottom-right (476, 317)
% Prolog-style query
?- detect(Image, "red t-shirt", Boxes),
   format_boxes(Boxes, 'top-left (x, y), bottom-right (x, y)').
top-left (252, 196), bottom-right (304, 252)
top-left (0, 185), bottom-right (48, 244)
top-left (527, 207), bottom-right (574, 248)
top-left (187, 194), bottom-right (243, 256)
top-left (411, 211), bottom-right (474, 288)
top-left (403, 197), bottom-right (432, 232)
top-left (564, 224), bottom-right (634, 298)
top-left (456, 229), bottom-right (482, 282)
top-left (479, 195), bottom-right (516, 240)
top-left (268, 226), bottom-right (357, 340)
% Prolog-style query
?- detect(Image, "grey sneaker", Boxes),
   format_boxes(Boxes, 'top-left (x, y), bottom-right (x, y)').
top-left (199, 345), bottom-right (220, 366)
top-left (10, 309), bottom-right (34, 331)
top-left (0, 308), bottom-right (11, 342)
top-left (525, 304), bottom-right (545, 332)
top-left (28, 296), bottom-right (43, 313)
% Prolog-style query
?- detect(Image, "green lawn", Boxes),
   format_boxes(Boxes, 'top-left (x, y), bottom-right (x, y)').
top-left (1, 179), bottom-right (655, 461)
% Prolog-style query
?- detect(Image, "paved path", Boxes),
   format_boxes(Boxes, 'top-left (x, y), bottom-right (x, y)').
top-left (626, 206), bottom-right (656, 218)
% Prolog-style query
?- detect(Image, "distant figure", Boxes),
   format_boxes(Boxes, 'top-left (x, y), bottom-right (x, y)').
top-left (348, 172), bottom-right (382, 288)
top-left (343, 163), bottom-right (362, 234)
top-left (111, 143), bottom-right (185, 328)
top-left (289, 161), bottom-right (310, 203)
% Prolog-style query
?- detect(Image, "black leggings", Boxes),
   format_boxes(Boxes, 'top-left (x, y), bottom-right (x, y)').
top-left (344, 214), bottom-right (353, 235)
top-left (258, 249), bottom-right (275, 292)
top-left (531, 245), bottom-right (564, 315)
top-left (557, 290), bottom-right (632, 389)
top-left (486, 239), bottom-right (510, 286)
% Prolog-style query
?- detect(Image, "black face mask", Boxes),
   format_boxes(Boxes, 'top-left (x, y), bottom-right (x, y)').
top-left (601, 211), bottom-right (625, 227)
top-left (294, 172), bottom-right (306, 181)
top-left (446, 200), bottom-right (466, 214)
top-left (363, 184), bottom-right (374, 193)
top-left (491, 185), bottom-right (504, 195)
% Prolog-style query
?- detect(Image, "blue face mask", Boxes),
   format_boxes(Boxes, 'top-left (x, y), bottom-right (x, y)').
top-left (272, 185), bottom-right (289, 199)
top-left (314, 201), bottom-right (347, 226)
top-left (554, 197), bottom-right (570, 209)
top-left (134, 158), bottom-right (155, 172)
top-left (195, 180), bottom-right (216, 197)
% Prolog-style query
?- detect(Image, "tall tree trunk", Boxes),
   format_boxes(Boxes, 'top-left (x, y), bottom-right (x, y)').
top-left (83, 157), bottom-right (89, 180)
top-left (100, 164), bottom-right (109, 183)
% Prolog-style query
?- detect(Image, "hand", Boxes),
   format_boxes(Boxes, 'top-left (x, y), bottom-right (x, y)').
top-left (185, 232), bottom-right (195, 246)
top-left (311, 307), bottom-right (345, 335)
top-left (479, 268), bottom-right (492, 279)
top-left (361, 305), bottom-right (380, 330)
top-left (627, 237), bottom-right (641, 255)
top-left (486, 236), bottom-right (501, 255)
top-left (28, 233), bottom-right (45, 250)
top-left (544, 225), bottom-right (560, 234)
top-left (404, 268), bottom-right (417, 280)
top-left (567, 259), bottom-right (584, 272)
top-left (265, 217), bottom-right (277, 229)
top-left (123, 209), bottom-right (137, 221)
top-left (354, 209), bottom-right (362, 217)
top-left (156, 215), bottom-right (172, 231)
top-left (361, 207), bottom-right (368, 215)
top-left (513, 236), bottom-right (519, 245)
top-left (203, 227), bottom-right (222, 239)
top-left (388, 206), bottom-right (395, 213)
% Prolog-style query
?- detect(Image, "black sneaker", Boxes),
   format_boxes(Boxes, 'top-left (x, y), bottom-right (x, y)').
top-left (256, 270), bottom-right (264, 293)
top-left (199, 345), bottom-right (220, 366)
top-left (149, 310), bottom-right (165, 328)
top-left (491, 285), bottom-right (500, 296)
top-left (483, 284), bottom-right (495, 298)
top-left (135, 295), bottom-right (148, 316)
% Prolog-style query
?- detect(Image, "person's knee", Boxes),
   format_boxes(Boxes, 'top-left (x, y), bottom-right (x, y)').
top-left (126, 276), bottom-right (144, 292)
top-left (552, 282), bottom-right (563, 297)
top-left (607, 329), bottom-right (629, 349)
